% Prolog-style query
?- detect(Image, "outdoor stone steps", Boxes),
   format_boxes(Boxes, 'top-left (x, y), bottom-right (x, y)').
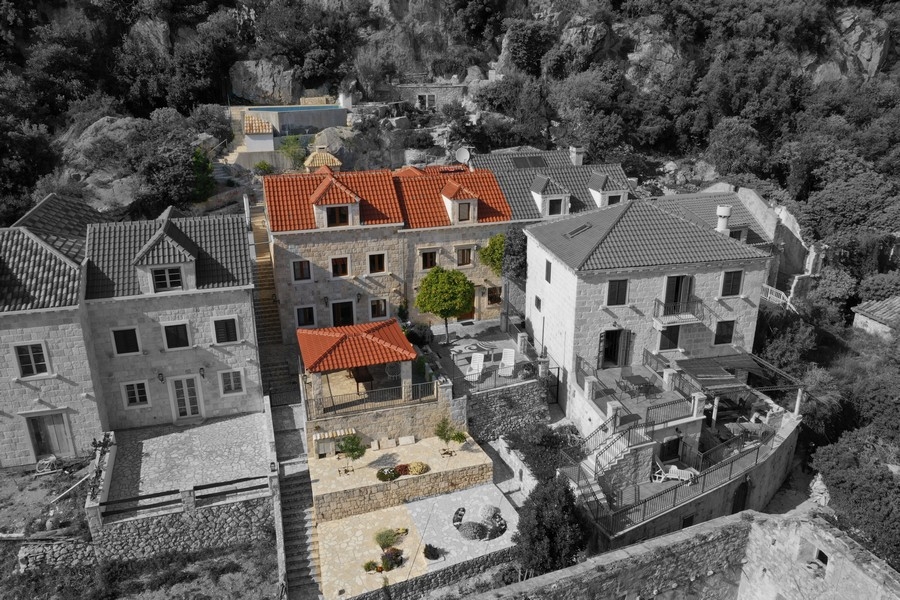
top-left (280, 472), bottom-right (321, 597)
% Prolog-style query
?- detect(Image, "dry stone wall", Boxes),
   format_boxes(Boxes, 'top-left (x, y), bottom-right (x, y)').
top-left (314, 463), bottom-right (491, 522)
top-left (467, 379), bottom-right (550, 441)
top-left (18, 540), bottom-right (97, 573)
top-left (94, 496), bottom-right (273, 561)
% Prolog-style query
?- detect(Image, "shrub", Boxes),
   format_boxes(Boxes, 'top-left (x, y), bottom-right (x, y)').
top-left (381, 547), bottom-right (403, 571)
top-left (478, 505), bottom-right (500, 523)
top-left (374, 528), bottom-right (399, 550)
top-left (363, 560), bottom-right (378, 572)
top-left (423, 544), bottom-right (441, 560)
top-left (408, 461), bottom-right (429, 475)
top-left (376, 467), bottom-right (399, 482)
top-left (395, 463), bottom-right (410, 476)
top-left (207, 560), bottom-right (242, 585)
top-left (253, 161), bottom-right (274, 175)
top-left (457, 521), bottom-right (488, 540)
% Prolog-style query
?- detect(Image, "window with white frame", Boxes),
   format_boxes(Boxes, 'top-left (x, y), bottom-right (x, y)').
top-left (331, 256), bottom-right (349, 278)
top-left (162, 322), bottom-right (190, 350)
top-left (296, 306), bottom-right (316, 328)
top-left (212, 317), bottom-right (239, 344)
top-left (714, 320), bottom-right (735, 345)
top-left (14, 343), bottom-right (49, 377)
top-left (111, 328), bottom-right (141, 355)
top-left (458, 202), bottom-right (471, 222)
top-left (721, 271), bottom-right (743, 297)
top-left (326, 206), bottom-right (349, 227)
top-left (548, 198), bottom-right (563, 215)
top-left (368, 253), bottom-right (386, 274)
top-left (292, 260), bottom-right (311, 281)
top-left (421, 250), bottom-right (437, 270)
top-left (219, 370), bottom-right (244, 395)
top-left (121, 380), bottom-right (149, 408)
top-left (152, 267), bottom-right (182, 292)
top-left (370, 298), bottom-right (388, 320)
top-left (456, 247), bottom-right (472, 267)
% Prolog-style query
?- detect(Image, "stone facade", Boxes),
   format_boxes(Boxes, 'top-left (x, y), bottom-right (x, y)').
top-left (0, 308), bottom-right (106, 467)
top-left (85, 289), bottom-right (263, 430)
top-left (852, 312), bottom-right (895, 339)
top-left (352, 547), bottom-right (516, 600)
top-left (466, 379), bottom-right (550, 441)
top-left (271, 221), bottom-right (509, 346)
top-left (493, 437), bottom-right (539, 497)
top-left (395, 83), bottom-right (468, 111)
top-left (92, 495), bottom-right (273, 561)
top-left (599, 443), bottom-right (655, 506)
top-left (313, 463), bottom-right (492, 522)
top-left (525, 232), bottom-right (769, 434)
top-left (17, 540), bottom-right (97, 572)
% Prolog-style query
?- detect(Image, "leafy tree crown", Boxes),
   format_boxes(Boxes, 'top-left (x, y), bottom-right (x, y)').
top-left (415, 266), bottom-right (474, 320)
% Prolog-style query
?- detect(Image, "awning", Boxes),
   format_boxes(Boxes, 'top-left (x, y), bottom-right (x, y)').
top-left (675, 354), bottom-right (767, 395)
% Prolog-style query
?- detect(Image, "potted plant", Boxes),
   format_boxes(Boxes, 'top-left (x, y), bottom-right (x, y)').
top-left (375, 528), bottom-right (399, 550)
top-left (363, 560), bottom-right (378, 573)
top-left (423, 544), bottom-right (441, 560)
top-left (336, 434), bottom-right (366, 474)
top-left (435, 417), bottom-right (467, 457)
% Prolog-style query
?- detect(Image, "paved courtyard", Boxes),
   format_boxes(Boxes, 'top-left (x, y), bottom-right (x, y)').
top-left (108, 413), bottom-right (269, 501)
top-left (317, 483), bottom-right (518, 600)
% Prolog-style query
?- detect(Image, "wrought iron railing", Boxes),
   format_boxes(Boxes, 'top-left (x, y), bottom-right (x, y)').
top-left (316, 382), bottom-right (437, 418)
top-left (646, 397), bottom-right (694, 425)
top-left (558, 449), bottom-right (604, 521)
top-left (672, 372), bottom-right (701, 399)
top-left (653, 298), bottom-right (704, 321)
top-left (594, 421), bottom-right (654, 477)
top-left (449, 362), bottom-right (538, 397)
top-left (642, 349), bottom-right (670, 375)
top-left (600, 429), bottom-right (777, 534)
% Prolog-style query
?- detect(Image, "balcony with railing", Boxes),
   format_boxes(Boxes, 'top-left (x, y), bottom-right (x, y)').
top-left (652, 297), bottom-right (704, 326)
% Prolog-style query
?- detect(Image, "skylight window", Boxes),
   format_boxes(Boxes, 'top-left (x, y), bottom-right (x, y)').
top-left (565, 223), bottom-right (593, 239)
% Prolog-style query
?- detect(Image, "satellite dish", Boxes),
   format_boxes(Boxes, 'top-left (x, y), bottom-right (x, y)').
top-left (455, 147), bottom-right (471, 165)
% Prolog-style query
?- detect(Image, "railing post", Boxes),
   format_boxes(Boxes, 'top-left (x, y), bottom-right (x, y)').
top-left (401, 361), bottom-right (413, 401)
top-left (728, 458), bottom-right (734, 479)
top-left (181, 487), bottom-right (196, 514)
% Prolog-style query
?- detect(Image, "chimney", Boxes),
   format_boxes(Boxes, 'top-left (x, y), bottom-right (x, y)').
top-left (569, 146), bottom-right (585, 167)
top-left (716, 205), bottom-right (732, 234)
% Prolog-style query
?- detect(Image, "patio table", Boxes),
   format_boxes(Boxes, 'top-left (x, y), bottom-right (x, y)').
top-left (624, 374), bottom-right (653, 396)
top-left (350, 366), bottom-right (373, 393)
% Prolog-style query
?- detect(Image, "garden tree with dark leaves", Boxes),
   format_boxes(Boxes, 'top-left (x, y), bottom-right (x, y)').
top-left (473, 75), bottom-right (554, 148)
top-left (752, 306), bottom-right (815, 377)
top-left (0, 117), bottom-right (58, 226)
top-left (502, 226), bottom-right (527, 282)
top-left (502, 19), bottom-right (554, 77)
top-left (444, 0), bottom-right (505, 49)
top-left (512, 477), bottom-right (586, 575)
top-left (858, 271), bottom-right (900, 302)
top-left (415, 266), bottom-right (475, 343)
top-left (114, 30), bottom-right (174, 116)
top-left (814, 427), bottom-right (900, 570)
top-left (704, 117), bottom-right (768, 176)
top-left (478, 233), bottom-right (504, 277)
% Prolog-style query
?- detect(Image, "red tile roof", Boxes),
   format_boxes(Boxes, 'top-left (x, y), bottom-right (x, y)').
top-left (397, 170), bottom-right (511, 229)
top-left (264, 168), bottom-right (512, 231)
top-left (264, 170), bottom-right (403, 231)
top-left (296, 319), bottom-right (417, 372)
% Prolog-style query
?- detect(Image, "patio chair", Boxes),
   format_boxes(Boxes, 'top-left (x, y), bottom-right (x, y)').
top-left (498, 348), bottom-right (516, 377)
top-left (465, 353), bottom-right (485, 382)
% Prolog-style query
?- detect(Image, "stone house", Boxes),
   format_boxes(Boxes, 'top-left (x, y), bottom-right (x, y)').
top-left (851, 296), bottom-right (900, 339)
top-left (0, 195), bottom-right (111, 467)
top-left (525, 199), bottom-right (771, 433)
top-left (262, 165), bottom-right (516, 345)
top-left (83, 208), bottom-right (263, 430)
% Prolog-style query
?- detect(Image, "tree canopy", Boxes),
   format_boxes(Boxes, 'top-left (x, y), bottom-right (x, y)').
top-left (415, 266), bottom-right (475, 342)
top-left (512, 477), bottom-right (586, 575)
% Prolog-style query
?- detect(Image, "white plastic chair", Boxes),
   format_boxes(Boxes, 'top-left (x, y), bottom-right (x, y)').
top-left (498, 348), bottom-right (516, 377)
top-left (465, 353), bottom-right (485, 382)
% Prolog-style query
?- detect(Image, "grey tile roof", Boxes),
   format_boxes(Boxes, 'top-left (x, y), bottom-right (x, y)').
top-left (85, 214), bottom-right (253, 299)
top-left (13, 194), bottom-right (112, 262)
top-left (527, 200), bottom-right (769, 272)
top-left (0, 228), bottom-right (80, 311)
top-left (852, 296), bottom-right (900, 328)
top-left (132, 220), bottom-right (199, 266)
top-left (651, 192), bottom-right (772, 245)
top-left (468, 149), bottom-right (574, 171)
top-left (494, 164), bottom-right (630, 220)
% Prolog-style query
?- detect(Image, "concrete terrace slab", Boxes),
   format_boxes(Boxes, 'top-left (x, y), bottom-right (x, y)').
top-left (317, 483), bottom-right (518, 600)
top-left (108, 413), bottom-right (269, 501)
top-left (309, 436), bottom-right (491, 496)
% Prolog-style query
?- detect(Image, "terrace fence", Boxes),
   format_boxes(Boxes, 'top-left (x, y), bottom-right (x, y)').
top-left (311, 380), bottom-right (438, 418)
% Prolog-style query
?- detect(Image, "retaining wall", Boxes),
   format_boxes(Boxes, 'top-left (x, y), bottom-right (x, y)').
top-left (17, 540), bottom-right (97, 572)
top-left (467, 379), bottom-right (550, 441)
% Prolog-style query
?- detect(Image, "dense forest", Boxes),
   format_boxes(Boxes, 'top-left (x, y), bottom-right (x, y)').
top-left (1, 0), bottom-right (899, 571)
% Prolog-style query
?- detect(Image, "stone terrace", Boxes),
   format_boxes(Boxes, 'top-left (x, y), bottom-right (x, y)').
top-left (108, 413), bottom-right (269, 501)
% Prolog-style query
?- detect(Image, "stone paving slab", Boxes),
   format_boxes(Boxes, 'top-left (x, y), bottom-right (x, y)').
top-left (108, 413), bottom-right (269, 501)
top-left (317, 483), bottom-right (517, 600)
top-left (275, 429), bottom-right (306, 461)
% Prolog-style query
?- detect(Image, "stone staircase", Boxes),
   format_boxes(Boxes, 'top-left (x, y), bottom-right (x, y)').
top-left (281, 472), bottom-right (322, 599)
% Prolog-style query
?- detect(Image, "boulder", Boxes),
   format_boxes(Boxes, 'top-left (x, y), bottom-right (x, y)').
top-left (836, 7), bottom-right (890, 79)
top-left (619, 17), bottom-right (679, 93)
top-left (229, 57), bottom-right (304, 105)
top-left (464, 65), bottom-right (486, 83)
top-left (128, 17), bottom-right (171, 56)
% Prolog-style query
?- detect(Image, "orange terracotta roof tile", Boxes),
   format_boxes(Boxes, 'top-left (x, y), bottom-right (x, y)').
top-left (396, 169), bottom-right (511, 229)
top-left (394, 166), bottom-right (427, 178)
top-left (310, 176), bottom-right (359, 205)
top-left (296, 319), bottom-right (417, 372)
top-left (424, 165), bottom-right (468, 174)
top-left (304, 150), bottom-right (342, 168)
top-left (244, 114), bottom-right (272, 135)
top-left (264, 170), bottom-right (403, 231)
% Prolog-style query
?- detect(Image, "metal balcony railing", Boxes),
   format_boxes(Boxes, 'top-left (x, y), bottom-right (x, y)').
top-left (652, 298), bottom-right (704, 324)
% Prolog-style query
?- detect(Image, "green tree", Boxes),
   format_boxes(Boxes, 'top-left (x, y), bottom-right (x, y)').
top-left (191, 149), bottom-right (215, 202)
top-left (478, 233), bottom-right (504, 277)
top-left (503, 226), bottom-right (527, 281)
top-left (278, 135), bottom-right (307, 170)
top-left (434, 417), bottom-right (467, 453)
top-left (704, 117), bottom-right (768, 176)
top-left (0, 117), bottom-right (58, 226)
top-left (503, 19), bottom-right (555, 77)
top-left (415, 266), bottom-right (474, 343)
top-left (336, 433), bottom-right (366, 472)
top-left (512, 477), bottom-right (586, 576)
top-left (858, 271), bottom-right (900, 302)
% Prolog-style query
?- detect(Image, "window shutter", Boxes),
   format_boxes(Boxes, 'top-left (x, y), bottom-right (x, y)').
top-left (596, 331), bottom-right (606, 370)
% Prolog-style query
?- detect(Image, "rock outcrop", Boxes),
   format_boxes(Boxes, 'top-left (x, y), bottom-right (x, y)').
top-left (229, 57), bottom-right (304, 105)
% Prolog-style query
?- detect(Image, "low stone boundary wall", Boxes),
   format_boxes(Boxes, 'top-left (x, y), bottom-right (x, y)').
top-left (493, 437), bottom-right (539, 498)
top-left (468, 379), bottom-right (550, 441)
top-left (351, 546), bottom-right (517, 600)
top-left (314, 463), bottom-right (492, 522)
top-left (93, 495), bottom-right (274, 561)
top-left (18, 540), bottom-right (97, 572)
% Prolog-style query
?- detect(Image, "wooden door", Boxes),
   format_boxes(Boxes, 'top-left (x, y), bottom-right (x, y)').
top-left (172, 377), bottom-right (201, 419)
top-left (331, 301), bottom-right (355, 326)
top-left (457, 294), bottom-right (475, 321)
top-left (28, 414), bottom-right (72, 457)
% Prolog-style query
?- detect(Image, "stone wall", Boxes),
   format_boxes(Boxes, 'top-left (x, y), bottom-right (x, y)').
top-left (493, 437), bottom-right (539, 497)
top-left (395, 83), bottom-right (469, 111)
top-left (85, 288), bottom-right (263, 430)
top-left (467, 379), bottom-right (550, 441)
top-left (599, 444), bottom-right (654, 508)
top-left (352, 546), bottom-right (516, 600)
top-left (0, 309), bottom-right (104, 467)
top-left (18, 540), bottom-right (98, 572)
top-left (93, 495), bottom-right (273, 561)
top-left (314, 463), bottom-right (492, 522)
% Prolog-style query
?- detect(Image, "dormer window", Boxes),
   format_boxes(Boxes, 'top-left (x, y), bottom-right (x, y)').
top-left (729, 227), bottom-right (748, 243)
top-left (441, 180), bottom-right (479, 225)
top-left (326, 206), bottom-right (349, 227)
top-left (458, 202), bottom-right (471, 222)
top-left (608, 194), bottom-right (622, 206)
top-left (548, 199), bottom-right (563, 215)
top-left (153, 267), bottom-right (182, 292)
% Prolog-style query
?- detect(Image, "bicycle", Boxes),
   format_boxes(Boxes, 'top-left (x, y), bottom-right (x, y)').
top-left (36, 455), bottom-right (59, 474)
